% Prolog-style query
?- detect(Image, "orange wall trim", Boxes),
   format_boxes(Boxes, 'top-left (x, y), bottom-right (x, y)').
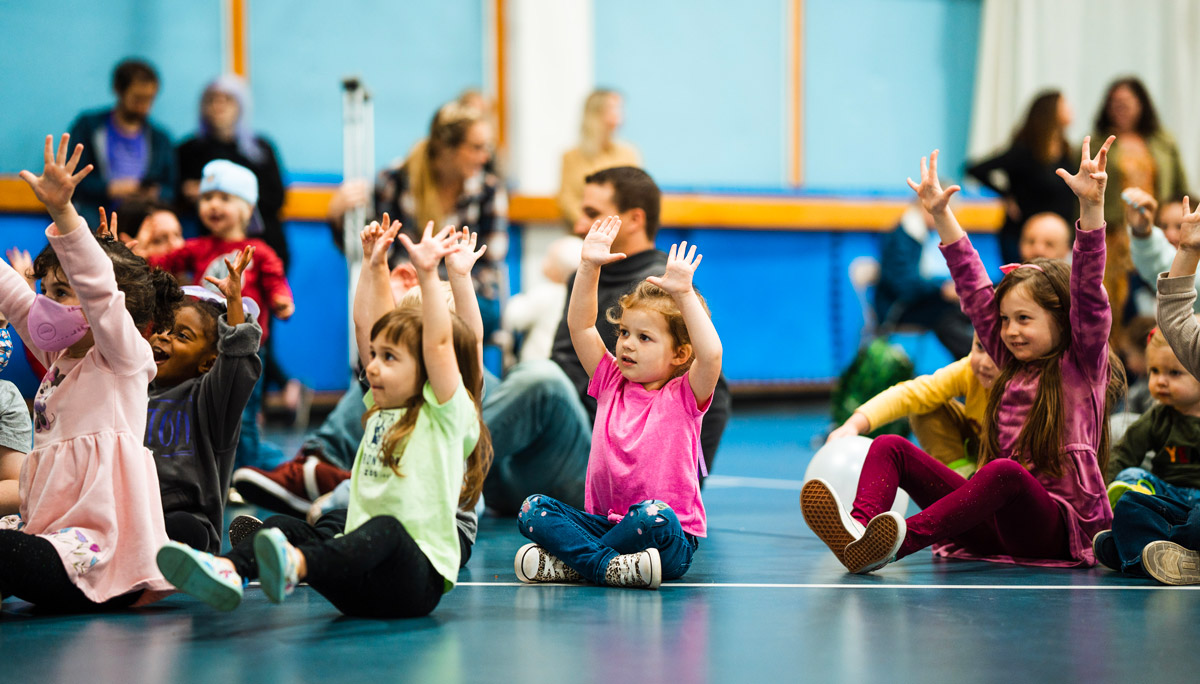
top-left (229, 0), bottom-right (248, 77)
top-left (0, 176), bottom-right (1001, 232)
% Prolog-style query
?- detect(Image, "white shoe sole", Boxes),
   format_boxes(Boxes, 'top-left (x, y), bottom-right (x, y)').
top-left (844, 512), bottom-right (906, 574)
top-left (1142, 540), bottom-right (1200, 585)
top-left (156, 542), bottom-right (242, 611)
top-left (232, 469), bottom-right (312, 516)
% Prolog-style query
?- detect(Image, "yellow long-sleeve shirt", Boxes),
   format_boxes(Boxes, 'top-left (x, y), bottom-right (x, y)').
top-left (557, 142), bottom-right (642, 225)
top-left (856, 357), bottom-right (989, 436)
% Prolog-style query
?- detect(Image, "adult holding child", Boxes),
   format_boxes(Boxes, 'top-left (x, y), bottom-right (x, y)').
top-left (967, 90), bottom-right (1077, 265)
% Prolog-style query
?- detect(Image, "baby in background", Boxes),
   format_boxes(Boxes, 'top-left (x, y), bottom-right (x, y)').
top-left (1107, 323), bottom-right (1200, 509)
top-left (501, 236), bottom-right (583, 363)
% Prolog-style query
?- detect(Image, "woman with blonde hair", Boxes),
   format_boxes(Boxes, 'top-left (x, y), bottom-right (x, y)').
top-left (557, 89), bottom-right (641, 227)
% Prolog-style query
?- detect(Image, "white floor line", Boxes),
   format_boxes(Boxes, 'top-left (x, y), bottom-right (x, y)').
top-left (457, 581), bottom-right (1200, 591)
top-left (704, 474), bottom-right (807, 490)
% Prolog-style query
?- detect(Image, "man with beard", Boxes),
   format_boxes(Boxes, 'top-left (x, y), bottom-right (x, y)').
top-left (68, 58), bottom-right (176, 219)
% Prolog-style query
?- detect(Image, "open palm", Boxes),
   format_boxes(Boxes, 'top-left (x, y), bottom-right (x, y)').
top-left (1056, 135), bottom-right (1115, 205)
top-left (19, 134), bottom-right (93, 210)
top-left (580, 215), bottom-right (626, 267)
top-left (906, 149), bottom-right (960, 215)
top-left (647, 241), bottom-right (702, 295)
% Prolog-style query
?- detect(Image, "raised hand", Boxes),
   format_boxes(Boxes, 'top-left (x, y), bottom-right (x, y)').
top-left (445, 227), bottom-right (488, 277)
top-left (360, 212), bottom-right (401, 268)
top-left (1176, 196), bottom-right (1200, 253)
top-left (1122, 187), bottom-right (1157, 237)
top-left (204, 245), bottom-right (255, 299)
top-left (906, 149), bottom-right (961, 215)
top-left (18, 134), bottom-right (93, 211)
top-left (1056, 135), bottom-right (1115, 207)
top-left (646, 241), bottom-right (702, 296)
top-left (6, 248), bottom-right (34, 289)
top-left (271, 296), bottom-right (295, 320)
top-left (580, 216), bottom-right (626, 268)
top-left (396, 221), bottom-right (458, 273)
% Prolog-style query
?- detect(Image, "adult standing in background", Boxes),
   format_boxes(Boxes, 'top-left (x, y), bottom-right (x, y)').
top-left (1093, 77), bottom-right (1189, 344)
top-left (327, 100), bottom-right (507, 336)
top-left (176, 75), bottom-right (289, 268)
top-left (967, 90), bottom-right (1077, 265)
top-left (557, 90), bottom-right (641, 230)
top-left (68, 58), bottom-right (175, 221)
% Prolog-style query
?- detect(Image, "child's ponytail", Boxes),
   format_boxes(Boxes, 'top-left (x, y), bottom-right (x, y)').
top-left (147, 267), bottom-right (184, 334)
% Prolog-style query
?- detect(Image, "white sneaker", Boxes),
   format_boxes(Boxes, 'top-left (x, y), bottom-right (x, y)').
top-left (254, 528), bottom-right (302, 604)
top-left (1142, 540), bottom-right (1200, 586)
top-left (604, 548), bottom-right (662, 589)
top-left (800, 478), bottom-right (866, 570)
top-left (514, 543), bottom-right (584, 583)
top-left (844, 512), bottom-right (906, 574)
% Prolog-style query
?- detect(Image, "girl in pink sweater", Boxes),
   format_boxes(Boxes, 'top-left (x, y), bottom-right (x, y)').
top-left (802, 138), bottom-right (1123, 573)
top-left (0, 135), bottom-right (181, 611)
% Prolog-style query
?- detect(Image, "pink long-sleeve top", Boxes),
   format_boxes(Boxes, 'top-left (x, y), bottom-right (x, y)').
top-left (0, 219), bottom-right (171, 603)
top-left (935, 226), bottom-right (1112, 567)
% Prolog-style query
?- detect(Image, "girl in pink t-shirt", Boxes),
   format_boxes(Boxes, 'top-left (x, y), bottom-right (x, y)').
top-left (0, 135), bottom-right (182, 611)
top-left (514, 215), bottom-right (723, 589)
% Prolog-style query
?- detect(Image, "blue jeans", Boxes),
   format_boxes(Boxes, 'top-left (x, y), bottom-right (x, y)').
top-left (482, 360), bottom-right (591, 513)
top-left (1110, 492), bottom-right (1200, 575)
top-left (517, 495), bottom-right (698, 585)
top-left (235, 348), bottom-right (286, 471)
top-left (1114, 467), bottom-right (1200, 508)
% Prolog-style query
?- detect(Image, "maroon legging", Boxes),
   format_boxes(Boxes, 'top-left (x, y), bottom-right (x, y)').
top-left (852, 435), bottom-right (1072, 561)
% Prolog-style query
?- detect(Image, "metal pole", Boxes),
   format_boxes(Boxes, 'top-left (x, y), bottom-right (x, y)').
top-left (341, 77), bottom-right (373, 371)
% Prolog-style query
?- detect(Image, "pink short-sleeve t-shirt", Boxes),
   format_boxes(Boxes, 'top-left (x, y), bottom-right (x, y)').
top-left (584, 353), bottom-right (709, 537)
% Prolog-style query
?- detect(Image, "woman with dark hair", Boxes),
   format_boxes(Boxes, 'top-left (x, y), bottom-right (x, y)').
top-left (1093, 76), bottom-right (1189, 344)
top-left (175, 75), bottom-right (288, 268)
top-left (967, 90), bottom-right (1077, 264)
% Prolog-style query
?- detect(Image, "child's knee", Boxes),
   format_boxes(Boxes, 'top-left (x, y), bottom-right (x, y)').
top-left (518, 494), bottom-right (551, 523)
top-left (625, 500), bottom-right (678, 530)
top-left (1116, 467), bottom-right (1151, 483)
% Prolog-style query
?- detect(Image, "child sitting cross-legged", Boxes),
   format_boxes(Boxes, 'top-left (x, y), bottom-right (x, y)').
top-left (144, 243), bottom-right (263, 553)
top-left (514, 216), bottom-right (721, 589)
top-left (1105, 324), bottom-right (1200, 509)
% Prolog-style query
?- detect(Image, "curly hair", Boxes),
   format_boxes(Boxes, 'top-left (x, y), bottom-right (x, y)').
top-left (605, 280), bottom-right (710, 379)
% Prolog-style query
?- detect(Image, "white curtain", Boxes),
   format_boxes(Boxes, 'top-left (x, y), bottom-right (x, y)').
top-left (969, 0), bottom-right (1200, 187)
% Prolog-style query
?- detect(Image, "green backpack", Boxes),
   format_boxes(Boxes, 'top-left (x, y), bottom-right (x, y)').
top-left (832, 338), bottom-right (914, 438)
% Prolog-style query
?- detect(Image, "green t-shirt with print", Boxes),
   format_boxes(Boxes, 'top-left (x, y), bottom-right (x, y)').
top-left (345, 380), bottom-right (480, 591)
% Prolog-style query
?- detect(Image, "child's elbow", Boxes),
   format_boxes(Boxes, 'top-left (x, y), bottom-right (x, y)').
top-left (697, 344), bottom-right (723, 369)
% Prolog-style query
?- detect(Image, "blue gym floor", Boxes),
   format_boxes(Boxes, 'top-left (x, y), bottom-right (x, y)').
top-left (3, 401), bottom-right (1198, 683)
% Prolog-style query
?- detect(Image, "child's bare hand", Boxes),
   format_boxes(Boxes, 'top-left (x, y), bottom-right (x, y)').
top-left (906, 150), bottom-right (961, 215)
top-left (271, 297), bottom-right (295, 320)
top-left (646, 241), bottom-right (701, 296)
top-left (360, 213), bottom-right (401, 268)
top-left (580, 216), bottom-right (626, 268)
top-left (1056, 135), bottom-right (1115, 207)
top-left (1122, 187), bottom-right (1157, 237)
top-left (18, 134), bottom-right (93, 211)
top-left (396, 221), bottom-right (457, 273)
top-left (445, 227), bottom-right (487, 277)
top-left (1176, 196), bottom-right (1200, 253)
top-left (6, 248), bottom-right (34, 288)
top-left (204, 245), bottom-right (255, 299)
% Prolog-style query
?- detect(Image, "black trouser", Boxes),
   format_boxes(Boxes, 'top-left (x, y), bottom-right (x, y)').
top-left (225, 512), bottom-right (444, 618)
top-left (165, 511), bottom-right (212, 552)
top-left (0, 530), bottom-right (142, 613)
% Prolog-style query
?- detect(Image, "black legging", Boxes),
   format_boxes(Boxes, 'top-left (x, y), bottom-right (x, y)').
top-left (224, 512), bottom-right (444, 618)
top-left (164, 511), bottom-right (211, 552)
top-left (0, 530), bottom-right (142, 612)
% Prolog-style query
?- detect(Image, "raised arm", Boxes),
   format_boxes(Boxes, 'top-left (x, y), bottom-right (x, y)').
top-left (352, 215), bottom-right (401, 366)
top-left (1159, 199), bottom-right (1200, 378)
top-left (907, 149), bottom-right (966, 247)
top-left (19, 134), bottom-right (92, 236)
top-left (1057, 135), bottom-right (1115, 368)
top-left (646, 242), bottom-right (722, 404)
top-left (444, 226), bottom-right (488, 376)
top-left (397, 223), bottom-right (460, 404)
top-left (204, 245), bottom-right (255, 326)
top-left (569, 216), bottom-right (626, 377)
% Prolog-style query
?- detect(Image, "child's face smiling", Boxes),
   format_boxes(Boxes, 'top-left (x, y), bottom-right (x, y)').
top-left (999, 285), bottom-right (1062, 361)
top-left (365, 337), bottom-right (421, 409)
top-left (150, 305), bottom-right (216, 386)
top-left (616, 307), bottom-right (687, 391)
top-left (198, 191), bottom-right (250, 239)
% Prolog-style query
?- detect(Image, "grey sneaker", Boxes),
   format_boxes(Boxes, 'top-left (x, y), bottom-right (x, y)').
top-left (514, 543), bottom-right (583, 583)
top-left (604, 548), bottom-right (662, 589)
top-left (1142, 540), bottom-right (1200, 586)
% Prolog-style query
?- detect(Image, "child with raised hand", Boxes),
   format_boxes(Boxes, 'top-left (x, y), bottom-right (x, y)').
top-left (146, 159), bottom-right (293, 472)
top-left (514, 216), bottom-right (721, 589)
top-left (1105, 324), bottom-right (1200, 508)
top-left (1125, 188), bottom-right (1200, 312)
top-left (0, 135), bottom-right (181, 610)
top-left (146, 245), bottom-right (263, 553)
top-left (802, 138), bottom-right (1121, 573)
top-left (157, 219), bottom-right (491, 617)
top-left (828, 334), bottom-right (999, 477)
